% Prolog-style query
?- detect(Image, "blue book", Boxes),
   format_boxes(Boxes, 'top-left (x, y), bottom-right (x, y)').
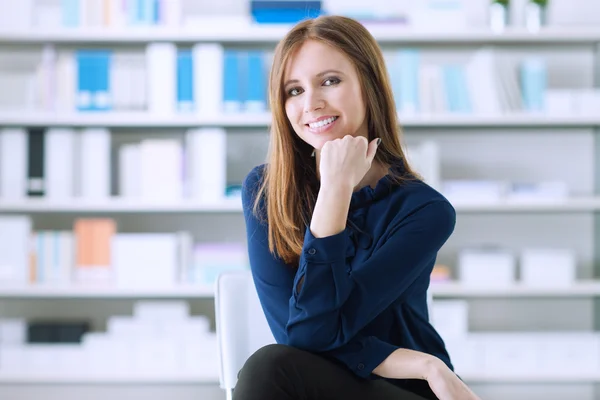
top-left (398, 49), bottom-right (419, 115)
top-left (154, 0), bottom-right (162, 24)
top-left (251, 1), bottom-right (322, 23)
top-left (521, 58), bottom-right (546, 112)
top-left (251, 1), bottom-right (322, 10)
top-left (93, 51), bottom-right (112, 111)
top-left (128, 0), bottom-right (139, 25)
top-left (76, 51), bottom-right (92, 111)
top-left (61, 0), bottom-right (79, 27)
top-left (245, 51), bottom-right (267, 113)
top-left (456, 66), bottom-right (472, 113)
top-left (223, 50), bottom-right (243, 113)
top-left (177, 50), bottom-right (194, 112)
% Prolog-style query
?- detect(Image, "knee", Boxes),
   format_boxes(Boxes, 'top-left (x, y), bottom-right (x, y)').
top-left (238, 344), bottom-right (296, 379)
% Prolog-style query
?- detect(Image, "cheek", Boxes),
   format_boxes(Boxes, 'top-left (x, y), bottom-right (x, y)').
top-left (284, 100), bottom-right (299, 124)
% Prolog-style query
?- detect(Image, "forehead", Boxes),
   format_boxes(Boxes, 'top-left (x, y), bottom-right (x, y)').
top-left (284, 40), bottom-right (353, 81)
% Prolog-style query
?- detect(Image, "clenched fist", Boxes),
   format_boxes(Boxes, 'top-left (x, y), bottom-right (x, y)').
top-left (318, 135), bottom-right (380, 191)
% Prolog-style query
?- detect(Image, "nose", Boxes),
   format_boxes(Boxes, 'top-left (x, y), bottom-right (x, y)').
top-left (303, 89), bottom-right (324, 114)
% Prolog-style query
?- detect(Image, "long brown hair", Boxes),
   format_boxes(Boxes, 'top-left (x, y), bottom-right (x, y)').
top-left (253, 15), bottom-right (418, 267)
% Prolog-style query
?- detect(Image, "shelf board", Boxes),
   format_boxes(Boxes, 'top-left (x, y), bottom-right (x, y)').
top-left (0, 284), bottom-right (216, 299)
top-left (3, 282), bottom-right (600, 299)
top-left (0, 372), bottom-right (219, 384)
top-left (459, 373), bottom-right (600, 383)
top-left (452, 198), bottom-right (600, 213)
top-left (0, 371), bottom-right (596, 384)
top-left (0, 111), bottom-right (273, 128)
top-left (0, 198), bottom-right (243, 213)
top-left (1, 26), bottom-right (600, 44)
top-left (430, 281), bottom-right (600, 297)
top-left (2, 197), bottom-right (600, 214)
top-left (1, 112), bottom-right (600, 128)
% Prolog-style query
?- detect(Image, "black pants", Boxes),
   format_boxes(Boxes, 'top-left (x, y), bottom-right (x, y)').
top-left (233, 344), bottom-right (438, 400)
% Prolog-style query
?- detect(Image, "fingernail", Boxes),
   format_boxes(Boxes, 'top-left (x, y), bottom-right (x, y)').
top-left (377, 138), bottom-right (381, 146)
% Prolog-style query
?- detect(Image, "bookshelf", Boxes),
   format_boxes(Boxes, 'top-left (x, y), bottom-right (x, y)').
top-left (2, 1), bottom-right (600, 399)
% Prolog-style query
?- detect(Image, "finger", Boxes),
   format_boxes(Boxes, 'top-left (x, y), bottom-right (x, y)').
top-left (366, 137), bottom-right (381, 163)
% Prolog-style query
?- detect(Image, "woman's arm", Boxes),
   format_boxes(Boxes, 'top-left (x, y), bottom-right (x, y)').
top-left (372, 348), bottom-right (438, 380)
top-left (243, 165), bottom-right (401, 378)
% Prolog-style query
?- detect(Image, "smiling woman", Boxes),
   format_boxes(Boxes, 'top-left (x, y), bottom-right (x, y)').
top-left (237, 15), bottom-right (482, 400)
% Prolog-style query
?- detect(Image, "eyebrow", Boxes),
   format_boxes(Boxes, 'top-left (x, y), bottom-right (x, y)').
top-left (283, 69), bottom-right (344, 88)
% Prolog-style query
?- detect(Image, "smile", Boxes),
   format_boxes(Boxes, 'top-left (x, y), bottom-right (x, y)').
top-left (307, 116), bottom-right (338, 132)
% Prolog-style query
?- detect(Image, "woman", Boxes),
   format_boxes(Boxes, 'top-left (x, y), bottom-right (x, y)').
top-left (238, 15), bottom-right (481, 400)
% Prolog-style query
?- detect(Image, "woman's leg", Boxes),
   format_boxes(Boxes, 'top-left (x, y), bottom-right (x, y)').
top-left (232, 344), bottom-right (434, 400)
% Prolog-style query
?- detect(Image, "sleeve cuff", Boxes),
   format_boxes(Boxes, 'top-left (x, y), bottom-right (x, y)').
top-left (325, 336), bottom-right (399, 379)
top-left (302, 226), bottom-right (351, 264)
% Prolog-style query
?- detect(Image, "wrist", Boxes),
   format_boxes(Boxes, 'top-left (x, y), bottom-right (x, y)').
top-left (319, 181), bottom-right (354, 198)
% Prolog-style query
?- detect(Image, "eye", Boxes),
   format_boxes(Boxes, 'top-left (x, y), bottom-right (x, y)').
top-left (323, 77), bottom-right (341, 86)
top-left (287, 87), bottom-right (303, 96)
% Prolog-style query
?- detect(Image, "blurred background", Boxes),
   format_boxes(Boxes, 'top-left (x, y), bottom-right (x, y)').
top-left (1, 0), bottom-right (600, 399)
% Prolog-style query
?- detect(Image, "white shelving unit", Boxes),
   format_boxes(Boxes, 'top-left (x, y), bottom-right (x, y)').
top-left (3, 8), bottom-right (600, 398)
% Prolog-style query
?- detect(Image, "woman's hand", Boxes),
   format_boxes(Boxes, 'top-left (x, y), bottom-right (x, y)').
top-left (426, 359), bottom-right (482, 400)
top-left (318, 135), bottom-right (380, 190)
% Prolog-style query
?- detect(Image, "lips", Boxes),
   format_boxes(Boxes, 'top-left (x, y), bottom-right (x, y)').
top-left (306, 116), bottom-right (338, 129)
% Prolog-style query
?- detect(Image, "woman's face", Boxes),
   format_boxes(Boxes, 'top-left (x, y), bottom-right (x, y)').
top-left (283, 40), bottom-right (368, 151)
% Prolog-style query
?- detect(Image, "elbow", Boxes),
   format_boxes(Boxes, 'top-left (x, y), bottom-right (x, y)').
top-left (285, 326), bottom-right (344, 352)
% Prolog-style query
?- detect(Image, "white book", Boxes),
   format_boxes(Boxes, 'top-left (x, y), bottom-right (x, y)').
top-left (186, 128), bottom-right (227, 203)
top-left (465, 48), bottom-right (502, 116)
top-left (406, 141), bottom-right (441, 191)
top-left (0, 0), bottom-right (33, 31)
top-left (0, 128), bottom-right (28, 199)
top-left (118, 143), bottom-right (141, 198)
top-left (87, 0), bottom-right (105, 27)
top-left (56, 50), bottom-right (76, 112)
top-left (0, 216), bottom-right (32, 284)
top-left (79, 128), bottom-right (111, 198)
top-left (162, 0), bottom-right (182, 27)
top-left (134, 55), bottom-right (148, 111)
top-left (108, 0), bottom-right (127, 28)
top-left (33, 2), bottom-right (61, 28)
top-left (112, 233), bottom-right (179, 288)
top-left (193, 43), bottom-right (224, 116)
top-left (60, 231), bottom-right (74, 284)
top-left (146, 43), bottom-right (177, 115)
top-left (44, 128), bottom-right (76, 199)
top-left (140, 139), bottom-right (183, 200)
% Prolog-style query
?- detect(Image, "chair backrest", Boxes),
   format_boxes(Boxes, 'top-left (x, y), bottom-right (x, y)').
top-left (215, 270), bottom-right (276, 391)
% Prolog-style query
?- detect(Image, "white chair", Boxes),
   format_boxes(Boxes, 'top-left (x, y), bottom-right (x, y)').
top-left (214, 270), bottom-right (434, 400)
top-left (215, 270), bottom-right (275, 400)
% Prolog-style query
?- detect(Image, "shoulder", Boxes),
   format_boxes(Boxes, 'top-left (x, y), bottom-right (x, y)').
top-left (241, 164), bottom-right (268, 219)
top-left (389, 178), bottom-right (456, 228)
top-left (242, 164), bottom-right (267, 203)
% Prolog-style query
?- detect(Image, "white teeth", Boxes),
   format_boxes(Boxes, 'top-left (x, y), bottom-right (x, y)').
top-left (309, 116), bottom-right (337, 129)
